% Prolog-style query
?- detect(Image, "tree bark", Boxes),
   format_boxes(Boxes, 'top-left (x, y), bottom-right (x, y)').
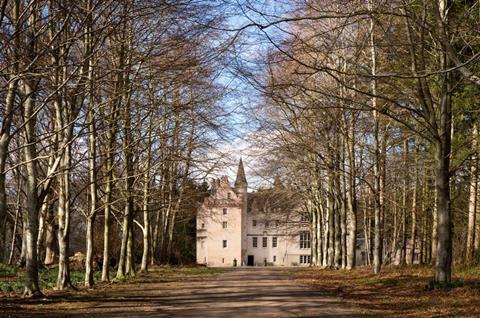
top-left (368, 0), bottom-right (382, 275)
top-left (326, 172), bottom-right (335, 267)
top-left (22, 79), bottom-right (42, 297)
top-left (345, 112), bottom-right (357, 269)
top-left (56, 145), bottom-right (73, 290)
top-left (433, 0), bottom-right (453, 284)
top-left (466, 124), bottom-right (478, 263)
top-left (392, 191), bottom-right (398, 264)
top-left (434, 71), bottom-right (452, 284)
top-left (140, 124), bottom-right (152, 272)
top-left (43, 204), bottom-right (57, 265)
top-left (401, 137), bottom-right (409, 265)
top-left (408, 137), bottom-right (419, 264)
top-left (0, 0), bottom-right (19, 263)
top-left (84, 0), bottom-right (96, 287)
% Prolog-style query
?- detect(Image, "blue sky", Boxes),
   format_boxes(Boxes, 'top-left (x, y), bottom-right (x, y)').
top-left (208, 1), bottom-right (294, 189)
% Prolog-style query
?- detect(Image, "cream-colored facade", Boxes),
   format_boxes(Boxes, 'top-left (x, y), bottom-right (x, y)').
top-left (196, 175), bottom-right (245, 267)
top-left (196, 160), bottom-right (312, 267)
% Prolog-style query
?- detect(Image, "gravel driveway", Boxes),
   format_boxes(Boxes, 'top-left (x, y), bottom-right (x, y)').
top-left (1, 267), bottom-right (361, 317)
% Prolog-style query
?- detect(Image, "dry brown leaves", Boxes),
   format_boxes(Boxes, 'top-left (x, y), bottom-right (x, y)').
top-left (293, 265), bottom-right (480, 317)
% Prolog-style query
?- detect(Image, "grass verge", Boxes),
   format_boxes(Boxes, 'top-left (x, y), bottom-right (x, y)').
top-left (0, 263), bottom-right (115, 295)
top-left (0, 264), bottom-right (223, 297)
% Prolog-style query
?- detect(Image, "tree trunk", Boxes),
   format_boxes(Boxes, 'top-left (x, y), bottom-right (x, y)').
top-left (434, 66), bottom-right (452, 284)
top-left (364, 194), bottom-right (372, 266)
top-left (433, 0), bottom-right (453, 284)
top-left (140, 171), bottom-right (150, 272)
top-left (84, 216), bottom-right (95, 288)
top-left (408, 137), bottom-right (419, 264)
top-left (345, 114), bottom-right (357, 269)
top-left (334, 196), bottom-right (342, 268)
top-left (140, 118), bottom-right (153, 272)
top-left (401, 138), bottom-right (409, 265)
top-left (310, 199), bottom-right (318, 266)
top-left (84, 0), bottom-right (96, 288)
top-left (22, 79), bottom-right (42, 297)
top-left (56, 145), bottom-right (72, 290)
top-left (466, 124), bottom-right (478, 263)
top-left (126, 224), bottom-right (134, 275)
top-left (326, 173), bottom-right (335, 267)
top-left (117, 108), bottom-right (135, 278)
top-left (0, 1), bottom-right (19, 262)
top-left (431, 186), bottom-right (438, 264)
top-left (434, 138), bottom-right (452, 283)
top-left (101, 173), bottom-right (112, 281)
top-left (392, 191), bottom-right (398, 264)
top-left (44, 204), bottom-right (57, 265)
top-left (8, 170), bottom-right (22, 265)
top-left (116, 202), bottom-right (131, 279)
top-left (368, 0), bottom-right (382, 275)
top-left (101, 104), bottom-right (117, 282)
top-left (340, 136), bottom-right (348, 269)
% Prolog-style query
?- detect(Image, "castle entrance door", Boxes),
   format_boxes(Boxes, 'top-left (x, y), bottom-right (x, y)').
top-left (247, 255), bottom-right (254, 266)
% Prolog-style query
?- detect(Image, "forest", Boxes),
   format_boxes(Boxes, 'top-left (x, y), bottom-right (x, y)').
top-left (0, 0), bottom-right (478, 307)
top-left (0, 0), bottom-right (227, 297)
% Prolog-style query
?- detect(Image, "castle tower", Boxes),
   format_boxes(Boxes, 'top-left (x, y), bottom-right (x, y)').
top-left (234, 158), bottom-right (248, 194)
top-left (234, 158), bottom-right (248, 264)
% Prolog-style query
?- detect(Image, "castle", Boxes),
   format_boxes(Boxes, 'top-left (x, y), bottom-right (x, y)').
top-left (196, 159), bottom-right (311, 267)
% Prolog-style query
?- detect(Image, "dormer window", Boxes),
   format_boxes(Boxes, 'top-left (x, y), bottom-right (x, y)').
top-left (227, 193), bottom-right (231, 199)
top-left (223, 208), bottom-right (227, 215)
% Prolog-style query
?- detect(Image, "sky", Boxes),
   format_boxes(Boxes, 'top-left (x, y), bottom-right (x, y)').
top-left (206, 1), bottom-right (294, 190)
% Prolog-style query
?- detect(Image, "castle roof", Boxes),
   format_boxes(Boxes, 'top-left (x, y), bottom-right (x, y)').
top-left (247, 184), bottom-right (301, 215)
top-left (234, 158), bottom-right (247, 188)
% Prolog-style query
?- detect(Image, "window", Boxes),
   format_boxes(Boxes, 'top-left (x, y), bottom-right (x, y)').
top-left (272, 237), bottom-right (277, 248)
top-left (227, 193), bottom-right (231, 199)
top-left (252, 220), bottom-right (257, 227)
top-left (223, 240), bottom-right (227, 248)
top-left (223, 221), bottom-right (228, 229)
top-left (223, 208), bottom-right (227, 215)
top-left (273, 255), bottom-right (276, 262)
top-left (299, 255), bottom-right (311, 264)
top-left (265, 221), bottom-right (269, 227)
top-left (275, 220), bottom-right (280, 227)
top-left (252, 237), bottom-right (258, 247)
top-left (262, 237), bottom-right (268, 248)
top-left (300, 231), bottom-right (311, 249)
top-left (201, 223), bottom-right (205, 229)
top-left (222, 258), bottom-right (224, 263)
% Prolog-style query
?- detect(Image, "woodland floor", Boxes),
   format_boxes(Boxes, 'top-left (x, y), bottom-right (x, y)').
top-left (0, 266), bottom-right (358, 317)
top-left (293, 264), bottom-right (480, 317)
top-left (1, 265), bottom-right (479, 317)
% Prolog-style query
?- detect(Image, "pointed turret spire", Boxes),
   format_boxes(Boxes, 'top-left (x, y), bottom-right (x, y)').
top-left (234, 158), bottom-right (247, 188)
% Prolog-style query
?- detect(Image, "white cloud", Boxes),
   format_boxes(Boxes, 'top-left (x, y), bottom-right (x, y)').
top-left (210, 131), bottom-right (275, 191)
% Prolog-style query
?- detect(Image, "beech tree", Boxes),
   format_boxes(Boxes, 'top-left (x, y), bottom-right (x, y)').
top-left (234, 0), bottom-right (480, 284)
top-left (0, 0), bottom-right (227, 295)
